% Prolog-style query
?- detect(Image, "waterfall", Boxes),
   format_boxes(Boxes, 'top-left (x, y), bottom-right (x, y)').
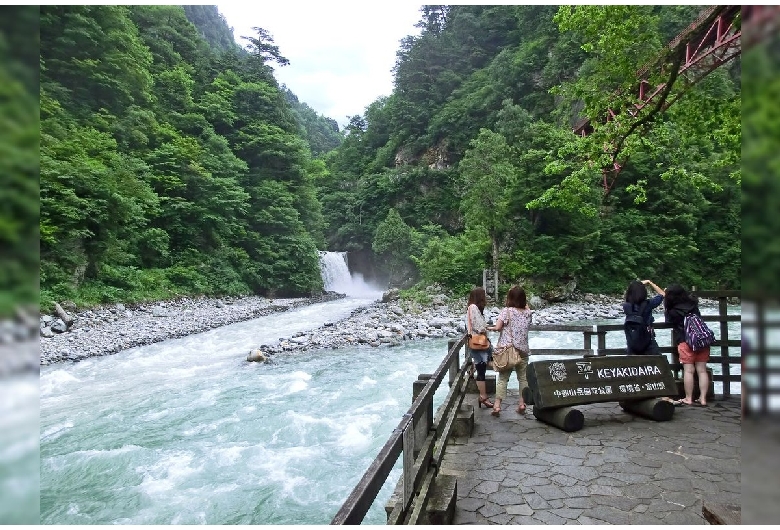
top-left (318, 251), bottom-right (383, 298)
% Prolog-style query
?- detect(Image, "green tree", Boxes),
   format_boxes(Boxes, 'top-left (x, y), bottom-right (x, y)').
top-left (531, 6), bottom-right (740, 216)
top-left (373, 208), bottom-right (417, 287)
top-left (0, 6), bottom-right (39, 315)
top-left (40, 6), bottom-right (154, 119)
top-left (457, 129), bottom-right (516, 276)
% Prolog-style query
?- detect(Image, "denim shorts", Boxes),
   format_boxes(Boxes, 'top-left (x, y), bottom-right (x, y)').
top-left (468, 345), bottom-right (493, 365)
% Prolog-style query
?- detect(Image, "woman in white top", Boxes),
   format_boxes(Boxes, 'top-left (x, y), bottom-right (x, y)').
top-left (466, 286), bottom-right (494, 409)
top-left (488, 285), bottom-right (532, 416)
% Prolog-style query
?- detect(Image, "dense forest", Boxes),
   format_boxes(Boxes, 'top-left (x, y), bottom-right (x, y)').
top-left (37, 5), bottom-right (743, 312)
top-left (39, 5), bottom-right (342, 309)
top-left (0, 6), bottom-right (39, 317)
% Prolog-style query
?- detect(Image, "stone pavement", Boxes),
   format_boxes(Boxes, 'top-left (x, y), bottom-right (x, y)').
top-left (438, 392), bottom-right (741, 525)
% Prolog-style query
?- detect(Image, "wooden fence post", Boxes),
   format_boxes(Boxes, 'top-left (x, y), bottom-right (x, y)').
top-left (448, 340), bottom-right (458, 387)
top-left (412, 374), bottom-right (434, 458)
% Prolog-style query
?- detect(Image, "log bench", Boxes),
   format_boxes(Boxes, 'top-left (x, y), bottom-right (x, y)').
top-left (702, 501), bottom-right (740, 525)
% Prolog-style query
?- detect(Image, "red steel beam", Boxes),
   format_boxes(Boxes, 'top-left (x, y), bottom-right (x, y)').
top-left (571, 5), bottom-right (780, 196)
top-left (574, 6), bottom-right (743, 137)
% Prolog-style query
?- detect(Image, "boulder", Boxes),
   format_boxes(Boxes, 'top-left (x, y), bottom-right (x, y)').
top-left (429, 317), bottom-right (452, 329)
top-left (381, 289), bottom-right (400, 303)
top-left (541, 280), bottom-right (577, 302)
top-left (529, 295), bottom-right (547, 309)
top-left (247, 349), bottom-right (268, 362)
top-left (50, 319), bottom-right (68, 333)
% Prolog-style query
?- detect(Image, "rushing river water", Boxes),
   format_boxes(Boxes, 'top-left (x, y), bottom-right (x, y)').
top-left (40, 295), bottom-right (422, 525)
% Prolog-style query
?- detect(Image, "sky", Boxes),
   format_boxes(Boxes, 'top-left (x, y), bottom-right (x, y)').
top-left (216, 2), bottom-right (424, 129)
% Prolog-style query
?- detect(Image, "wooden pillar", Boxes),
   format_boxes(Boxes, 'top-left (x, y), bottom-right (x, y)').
top-left (412, 374), bottom-right (433, 457)
top-left (584, 327), bottom-right (607, 356)
top-left (533, 406), bottom-right (584, 432)
top-left (448, 340), bottom-right (458, 387)
top-left (620, 398), bottom-right (674, 421)
top-left (597, 330), bottom-right (607, 355)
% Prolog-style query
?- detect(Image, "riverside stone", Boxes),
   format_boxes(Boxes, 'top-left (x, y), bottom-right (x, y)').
top-left (40, 288), bottom-right (708, 366)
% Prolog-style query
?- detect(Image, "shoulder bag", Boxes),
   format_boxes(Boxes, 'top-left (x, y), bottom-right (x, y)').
top-left (492, 310), bottom-right (522, 372)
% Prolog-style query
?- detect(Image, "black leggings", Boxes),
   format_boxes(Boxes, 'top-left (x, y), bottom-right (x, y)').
top-left (474, 361), bottom-right (487, 381)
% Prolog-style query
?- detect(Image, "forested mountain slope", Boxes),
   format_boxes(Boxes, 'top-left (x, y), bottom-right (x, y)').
top-left (39, 5), bottom-right (740, 312)
top-left (318, 5), bottom-right (740, 294)
top-left (40, 5), bottom-right (339, 308)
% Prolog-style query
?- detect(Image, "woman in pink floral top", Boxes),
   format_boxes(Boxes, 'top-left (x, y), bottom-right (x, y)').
top-left (487, 285), bottom-right (532, 416)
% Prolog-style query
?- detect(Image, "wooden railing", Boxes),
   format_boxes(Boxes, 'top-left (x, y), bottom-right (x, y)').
top-left (330, 336), bottom-right (466, 525)
top-left (530, 289), bottom-right (742, 396)
top-left (331, 289), bottom-right (741, 524)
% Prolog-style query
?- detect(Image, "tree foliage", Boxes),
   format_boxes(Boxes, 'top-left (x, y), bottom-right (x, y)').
top-left (0, 6), bottom-right (39, 315)
top-left (39, 5), bottom-right (742, 309)
top-left (40, 5), bottom-right (331, 309)
top-left (319, 5), bottom-right (740, 294)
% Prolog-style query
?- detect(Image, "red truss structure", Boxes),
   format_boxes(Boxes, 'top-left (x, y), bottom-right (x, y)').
top-left (572, 5), bottom-right (780, 195)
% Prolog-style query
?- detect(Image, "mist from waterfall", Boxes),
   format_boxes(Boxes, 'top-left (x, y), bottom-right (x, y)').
top-left (318, 251), bottom-right (384, 299)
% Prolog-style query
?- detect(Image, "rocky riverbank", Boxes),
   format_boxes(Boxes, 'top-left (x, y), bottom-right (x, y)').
top-left (248, 290), bottom-right (627, 361)
top-left (39, 288), bottom-right (621, 366)
top-left (38, 292), bottom-right (345, 365)
top-left (38, 287), bottom-right (725, 366)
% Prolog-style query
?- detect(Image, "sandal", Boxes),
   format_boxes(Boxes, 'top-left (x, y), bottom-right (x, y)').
top-left (491, 407), bottom-right (501, 417)
top-left (516, 404), bottom-right (526, 414)
top-left (478, 397), bottom-right (495, 409)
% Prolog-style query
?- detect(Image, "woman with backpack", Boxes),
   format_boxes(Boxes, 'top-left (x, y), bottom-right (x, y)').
top-left (664, 284), bottom-right (710, 406)
top-left (622, 279), bottom-right (665, 355)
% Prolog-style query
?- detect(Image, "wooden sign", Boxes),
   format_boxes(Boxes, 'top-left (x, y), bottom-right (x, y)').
top-left (527, 355), bottom-right (677, 410)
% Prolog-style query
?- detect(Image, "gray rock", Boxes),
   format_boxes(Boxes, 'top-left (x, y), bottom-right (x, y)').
top-left (39, 290), bottom-right (625, 366)
top-left (50, 319), bottom-right (68, 333)
top-left (381, 289), bottom-right (400, 303)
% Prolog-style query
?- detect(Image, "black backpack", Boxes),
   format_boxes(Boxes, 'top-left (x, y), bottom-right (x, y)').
top-left (624, 301), bottom-right (651, 352)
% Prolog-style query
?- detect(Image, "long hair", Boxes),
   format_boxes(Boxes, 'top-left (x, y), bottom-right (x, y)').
top-left (664, 284), bottom-right (696, 313)
top-left (624, 280), bottom-right (647, 305)
top-left (505, 285), bottom-right (526, 309)
top-left (467, 286), bottom-right (487, 313)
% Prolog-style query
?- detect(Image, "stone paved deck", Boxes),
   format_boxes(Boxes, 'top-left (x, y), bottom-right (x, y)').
top-left (439, 392), bottom-right (741, 525)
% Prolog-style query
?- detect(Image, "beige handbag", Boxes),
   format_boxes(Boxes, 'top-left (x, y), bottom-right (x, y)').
top-left (492, 310), bottom-right (522, 372)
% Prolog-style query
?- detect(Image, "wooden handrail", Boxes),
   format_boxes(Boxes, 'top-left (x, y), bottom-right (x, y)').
top-left (331, 336), bottom-right (467, 524)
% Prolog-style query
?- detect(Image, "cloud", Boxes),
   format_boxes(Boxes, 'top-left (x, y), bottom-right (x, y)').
top-left (217, 2), bottom-right (422, 128)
